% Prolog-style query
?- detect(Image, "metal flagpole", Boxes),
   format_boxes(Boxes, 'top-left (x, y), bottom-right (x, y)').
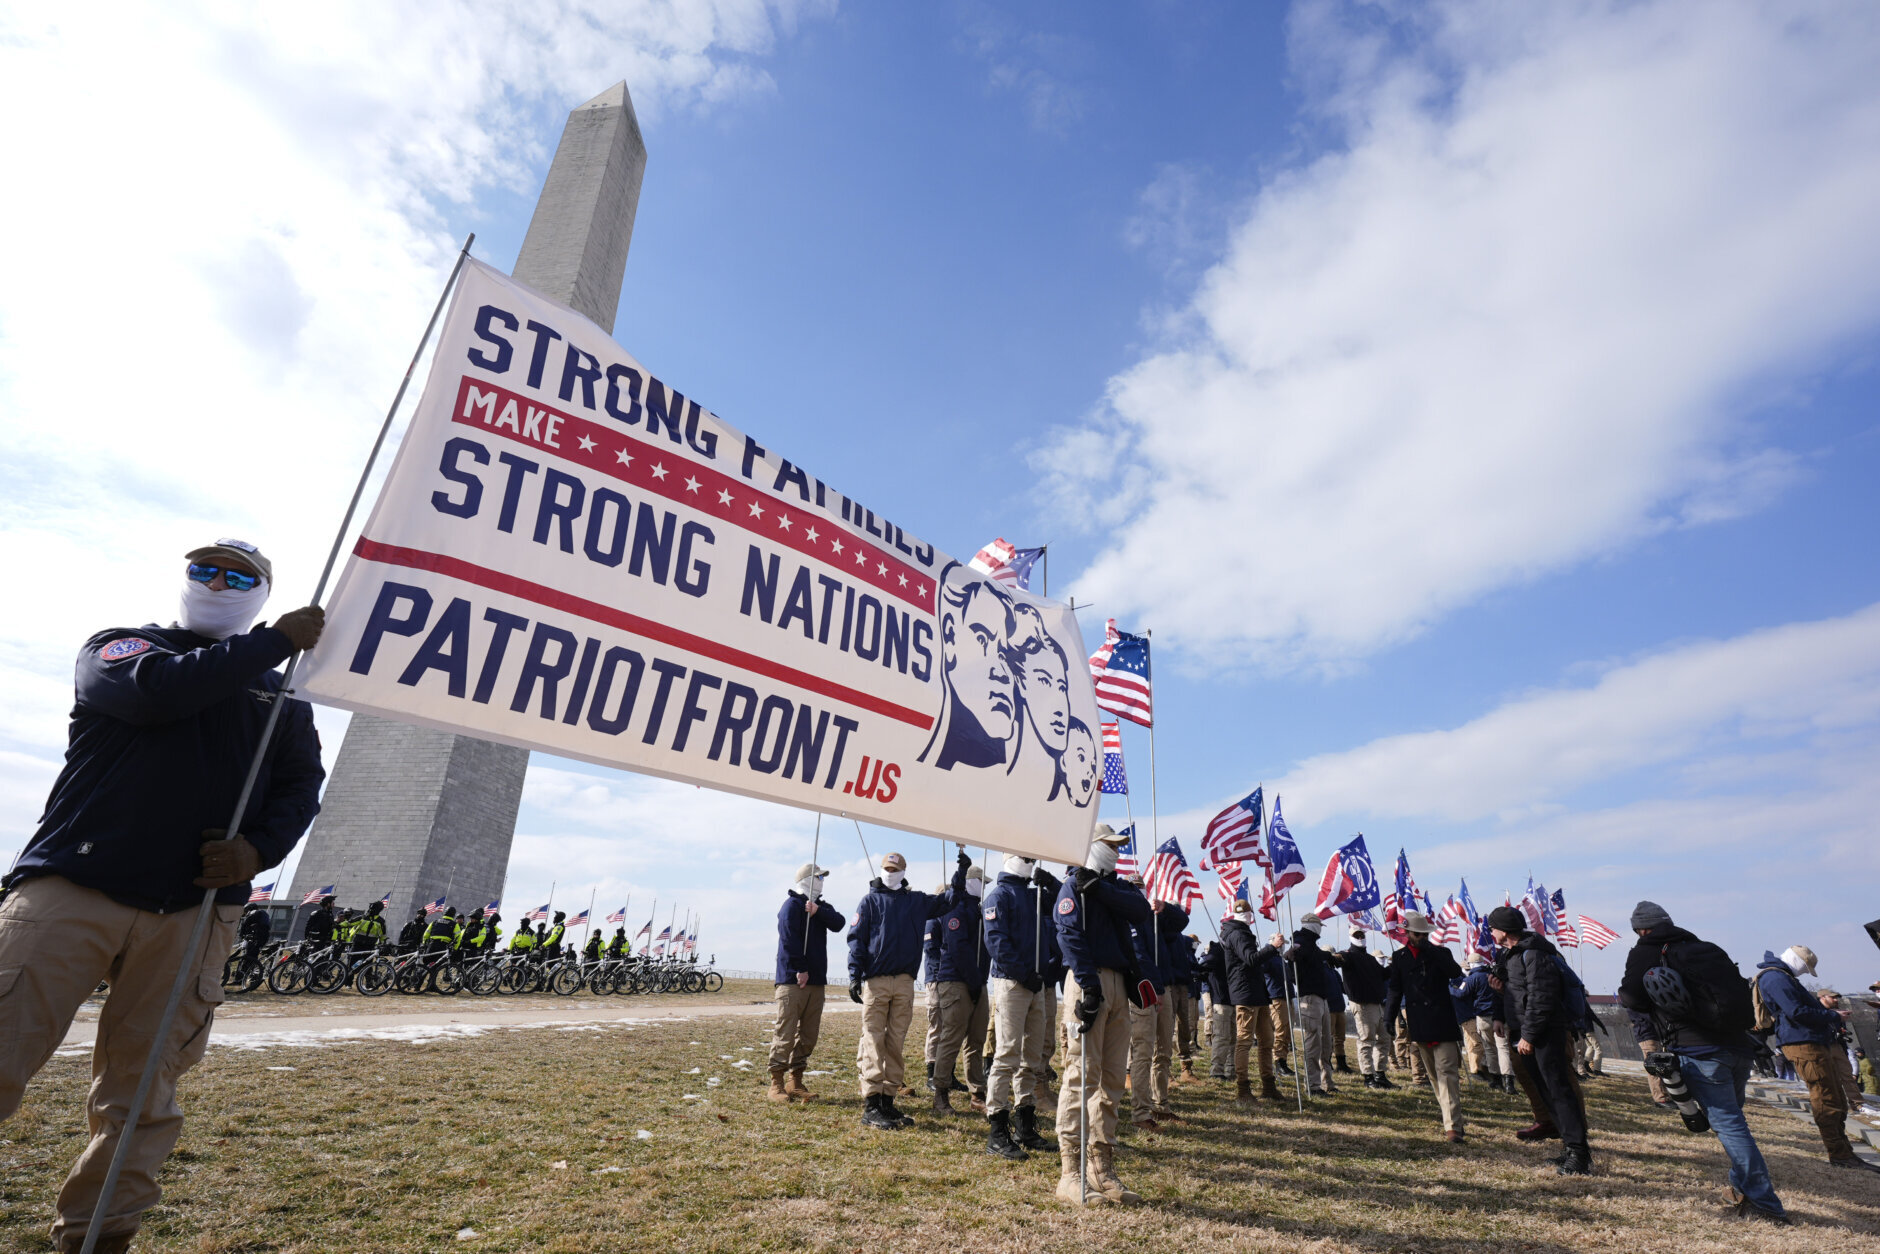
top-left (442, 865), bottom-right (456, 911)
top-left (582, 888), bottom-right (597, 950)
top-left (76, 232), bottom-right (477, 1254)
top-left (1284, 894), bottom-right (1306, 1111)
top-left (805, 813), bottom-right (822, 955)
top-left (852, 819), bottom-right (873, 868)
top-left (1041, 546), bottom-right (1048, 598)
top-left (1078, 877), bottom-right (1089, 1206)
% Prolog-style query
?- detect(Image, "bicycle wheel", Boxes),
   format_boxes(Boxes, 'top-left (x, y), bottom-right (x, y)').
top-left (465, 962), bottom-right (502, 996)
top-left (682, 970), bottom-right (704, 994)
top-left (222, 953), bottom-right (248, 992)
top-left (268, 955), bottom-right (311, 995)
top-left (703, 971), bottom-right (724, 993)
top-left (550, 966), bottom-right (582, 996)
top-left (431, 962), bottom-right (464, 996)
top-left (307, 958), bottom-right (348, 994)
top-left (395, 961), bottom-right (429, 994)
top-left (355, 957), bottom-right (395, 996)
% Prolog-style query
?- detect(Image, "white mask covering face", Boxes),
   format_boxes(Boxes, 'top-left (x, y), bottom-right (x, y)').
top-left (1780, 947), bottom-right (1808, 977)
top-left (796, 877), bottom-right (823, 901)
top-left (179, 578), bottom-right (269, 640)
top-left (1085, 841), bottom-right (1118, 874)
top-left (1003, 855), bottom-right (1036, 878)
top-left (966, 877), bottom-right (984, 898)
top-left (881, 870), bottom-right (905, 890)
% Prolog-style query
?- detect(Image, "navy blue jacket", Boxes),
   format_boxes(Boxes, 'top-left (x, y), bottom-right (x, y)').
top-left (849, 873), bottom-right (957, 982)
top-left (1451, 966), bottom-right (1499, 1018)
top-left (1288, 929), bottom-right (1331, 998)
top-left (1175, 933), bottom-right (1202, 996)
top-left (1755, 953), bottom-right (1839, 1048)
top-left (1335, 945), bottom-right (1388, 1004)
top-left (1259, 944), bottom-right (1292, 1001)
top-left (775, 892), bottom-right (845, 985)
top-left (10, 623), bottom-right (324, 913)
top-left (1220, 921), bottom-right (1271, 1006)
top-left (1325, 965), bottom-right (1347, 1014)
top-left (983, 871), bottom-right (1055, 985)
top-left (1054, 871), bottom-right (1151, 987)
top-left (1127, 896), bottom-right (1190, 993)
top-left (928, 886), bottom-right (990, 989)
top-left (1201, 941), bottom-right (1230, 1004)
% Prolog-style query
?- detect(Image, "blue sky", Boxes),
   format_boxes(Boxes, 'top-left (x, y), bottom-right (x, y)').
top-left (3, 1), bottom-right (1879, 985)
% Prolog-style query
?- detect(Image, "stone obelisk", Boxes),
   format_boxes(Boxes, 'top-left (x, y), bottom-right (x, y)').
top-left (286, 83), bottom-right (646, 927)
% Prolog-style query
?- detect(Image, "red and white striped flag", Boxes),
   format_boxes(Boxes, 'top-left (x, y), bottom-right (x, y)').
top-left (1556, 919), bottom-right (1580, 948)
top-left (1214, 860), bottom-right (1245, 901)
top-left (1143, 838), bottom-right (1203, 912)
top-left (247, 883), bottom-right (275, 904)
top-left (1088, 619), bottom-right (1153, 727)
top-left (1201, 788), bottom-right (1267, 868)
top-left (301, 884), bottom-right (335, 905)
top-left (1578, 916), bottom-right (1620, 949)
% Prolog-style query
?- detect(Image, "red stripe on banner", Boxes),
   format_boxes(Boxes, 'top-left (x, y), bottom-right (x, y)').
top-left (450, 376), bottom-right (936, 615)
top-left (353, 538), bottom-right (935, 730)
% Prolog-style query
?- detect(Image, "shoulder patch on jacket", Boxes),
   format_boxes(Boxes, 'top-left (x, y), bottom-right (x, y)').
top-left (984, 908), bottom-right (998, 921)
top-left (99, 637), bottom-right (155, 662)
top-left (947, 917), bottom-right (960, 931)
top-left (1057, 897), bottom-right (1075, 915)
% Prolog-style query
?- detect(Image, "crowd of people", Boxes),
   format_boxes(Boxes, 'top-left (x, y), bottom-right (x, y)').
top-left (768, 828), bottom-right (1878, 1219)
top-left (245, 896), bottom-right (626, 967)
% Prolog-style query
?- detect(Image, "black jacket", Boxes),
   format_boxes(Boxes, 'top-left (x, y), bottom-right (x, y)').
top-left (1288, 929), bottom-right (1331, 998)
top-left (1201, 941), bottom-right (1231, 1004)
top-left (1384, 940), bottom-right (1464, 1043)
top-left (1219, 919), bottom-right (1271, 1007)
top-left (1504, 932), bottom-right (1567, 1043)
top-left (8, 623), bottom-right (324, 912)
top-left (1335, 945), bottom-right (1388, 1004)
top-left (1617, 922), bottom-right (1745, 1053)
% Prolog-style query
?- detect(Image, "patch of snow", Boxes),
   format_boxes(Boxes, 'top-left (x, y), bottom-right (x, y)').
top-left (636, 1129), bottom-right (653, 1140)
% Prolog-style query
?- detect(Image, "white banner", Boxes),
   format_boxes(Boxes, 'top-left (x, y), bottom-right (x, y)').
top-left (297, 261), bottom-right (1100, 864)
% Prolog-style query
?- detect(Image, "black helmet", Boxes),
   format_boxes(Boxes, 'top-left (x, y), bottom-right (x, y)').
top-left (320, 895), bottom-right (336, 907)
top-left (367, 901), bottom-right (383, 914)
top-left (554, 911), bottom-right (566, 922)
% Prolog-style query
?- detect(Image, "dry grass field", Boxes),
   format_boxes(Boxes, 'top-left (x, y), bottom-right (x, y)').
top-left (4, 998), bottom-right (1877, 1253)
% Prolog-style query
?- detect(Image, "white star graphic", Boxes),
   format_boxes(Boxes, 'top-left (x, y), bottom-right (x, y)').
top-left (717, 489), bottom-right (734, 506)
top-left (876, 562), bottom-right (888, 576)
top-left (777, 514), bottom-right (792, 531)
top-left (830, 539), bottom-right (843, 555)
top-left (615, 449), bottom-right (633, 466)
top-left (684, 476), bottom-right (701, 493)
top-left (805, 527), bottom-right (819, 543)
top-left (577, 434), bottom-right (596, 453)
top-left (898, 573), bottom-right (907, 587)
top-left (855, 551), bottom-right (866, 566)
top-left (749, 501), bottom-right (765, 518)
top-left (916, 584), bottom-right (927, 598)
top-left (651, 463), bottom-right (669, 480)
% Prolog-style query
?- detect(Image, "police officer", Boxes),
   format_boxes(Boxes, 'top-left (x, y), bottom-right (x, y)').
top-left (771, 863), bottom-right (845, 1103)
top-left (350, 901), bottom-right (387, 955)
top-left (0, 537), bottom-right (324, 1253)
top-left (478, 912), bottom-right (504, 953)
top-left (304, 894), bottom-right (338, 948)
top-left (238, 904), bottom-right (273, 967)
top-left (540, 911), bottom-right (567, 957)
top-left (606, 927), bottom-right (629, 959)
top-left (509, 922), bottom-right (537, 954)
top-left (398, 909), bottom-right (427, 953)
top-left (1124, 874), bottom-right (1188, 1131)
top-left (583, 929), bottom-right (603, 962)
top-left (928, 861), bottom-right (991, 1116)
top-left (1053, 825), bottom-right (1151, 1206)
top-left (848, 850), bottom-right (961, 1130)
top-left (982, 855), bottom-right (1060, 1160)
top-left (423, 907), bottom-right (459, 953)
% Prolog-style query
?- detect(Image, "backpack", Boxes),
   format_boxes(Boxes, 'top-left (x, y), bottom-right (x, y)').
top-left (1551, 952), bottom-right (1591, 1028)
top-left (1654, 939), bottom-right (1754, 1035)
top-left (1749, 971), bottom-right (1776, 1033)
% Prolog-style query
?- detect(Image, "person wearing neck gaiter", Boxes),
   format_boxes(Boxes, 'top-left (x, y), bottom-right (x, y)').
top-left (770, 863), bottom-right (845, 1102)
top-left (982, 855), bottom-right (1060, 1159)
top-left (1755, 943), bottom-right (1875, 1173)
top-left (0, 538), bottom-right (325, 1254)
top-left (849, 849), bottom-right (964, 1129)
top-left (1051, 824), bottom-right (1151, 1205)
top-left (926, 860), bottom-right (992, 1117)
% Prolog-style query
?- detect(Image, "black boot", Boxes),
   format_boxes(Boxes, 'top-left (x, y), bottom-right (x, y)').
top-left (1275, 1058), bottom-right (1295, 1078)
top-left (1014, 1103), bottom-right (1054, 1150)
top-left (1362, 1072), bottom-right (1378, 1088)
top-left (1374, 1073), bottom-right (1396, 1089)
top-left (985, 1110), bottom-right (1028, 1160)
top-left (1555, 1146), bottom-right (1591, 1176)
top-left (881, 1094), bottom-right (915, 1128)
top-left (1335, 1058), bottom-right (1353, 1074)
top-left (932, 1083), bottom-right (956, 1117)
top-left (862, 1093), bottom-right (896, 1130)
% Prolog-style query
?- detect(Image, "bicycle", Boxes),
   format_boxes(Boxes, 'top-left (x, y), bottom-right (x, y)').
top-left (221, 941), bottom-right (276, 993)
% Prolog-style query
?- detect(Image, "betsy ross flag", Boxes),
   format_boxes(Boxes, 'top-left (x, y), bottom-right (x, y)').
top-left (1100, 721), bottom-right (1128, 795)
top-left (1434, 896), bottom-right (1464, 944)
top-left (301, 884), bottom-right (335, 905)
top-left (1143, 838), bottom-right (1203, 911)
top-left (1266, 798), bottom-right (1307, 892)
top-left (606, 906), bottom-right (628, 925)
top-left (1112, 824), bottom-right (1140, 877)
top-left (1579, 916), bottom-right (1620, 949)
top-left (1202, 787), bottom-right (1266, 867)
top-left (247, 883), bottom-right (274, 904)
top-left (1088, 619), bottom-right (1152, 727)
top-left (525, 903), bottom-right (552, 923)
top-left (423, 895), bottom-right (447, 915)
top-left (1312, 835), bottom-right (1382, 919)
top-left (1548, 888), bottom-right (1577, 947)
top-left (969, 538), bottom-right (1045, 591)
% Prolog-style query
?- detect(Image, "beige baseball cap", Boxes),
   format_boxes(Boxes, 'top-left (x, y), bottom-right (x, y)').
top-left (1092, 824), bottom-right (1129, 847)
top-left (1788, 944), bottom-right (1819, 976)
top-left (185, 537), bottom-right (273, 583)
top-left (881, 852), bottom-right (907, 872)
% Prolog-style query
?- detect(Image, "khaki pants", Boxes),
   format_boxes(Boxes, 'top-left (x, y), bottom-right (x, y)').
top-left (1208, 1003), bottom-right (1237, 1077)
top-left (1783, 1042), bottom-right (1855, 1160)
top-left (1171, 985), bottom-right (1198, 1061)
top-left (1415, 1040), bottom-right (1464, 1132)
top-left (924, 980), bottom-right (941, 1067)
top-left (1297, 994), bottom-right (1334, 1089)
top-left (1480, 1016), bottom-right (1514, 1078)
top-left (1576, 1030), bottom-right (1603, 1074)
top-left (930, 981), bottom-right (988, 1095)
top-left (1036, 987), bottom-right (1057, 1082)
top-left (1353, 1002), bottom-right (1387, 1074)
top-left (1234, 1004), bottom-right (1275, 1081)
top-left (1056, 970), bottom-right (1128, 1147)
top-left (768, 982), bottom-right (825, 1073)
top-left (1127, 996), bottom-right (1175, 1121)
top-left (1395, 1018), bottom-right (1428, 1082)
top-left (1459, 1017), bottom-right (1484, 1073)
top-left (1330, 1010), bottom-right (1347, 1066)
top-left (986, 978), bottom-right (1049, 1114)
top-left (857, 974), bottom-right (916, 1097)
top-left (1636, 1036), bottom-right (1668, 1103)
top-left (1269, 998), bottom-right (1291, 1061)
top-left (0, 875), bottom-right (239, 1247)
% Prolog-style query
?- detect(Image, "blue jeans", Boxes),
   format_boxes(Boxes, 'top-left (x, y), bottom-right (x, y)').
top-left (1679, 1052), bottom-right (1785, 1217)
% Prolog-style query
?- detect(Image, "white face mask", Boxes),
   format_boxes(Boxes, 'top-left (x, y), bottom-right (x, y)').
top-left (881, 870), bottom-right (905, 890)
top-left (179, 578), bottom-right (269, 640)
top-left (966, 877), bottom-right (984, 898)
top-left (1780, 947), bottom-right (1809, 977)
top-left (796, 877), bottom-right (823, 901)
top-left (1085, 842), bottom-right (1118, 874)
top-left (1003, 855), bottom-right (1036, 878)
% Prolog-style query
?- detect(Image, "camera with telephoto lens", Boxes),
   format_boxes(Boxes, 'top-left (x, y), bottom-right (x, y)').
top-left (1643, 1051), bottom-right (1710, 1133)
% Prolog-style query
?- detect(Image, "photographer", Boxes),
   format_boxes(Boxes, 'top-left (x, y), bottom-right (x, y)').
top-left (1619, 902), bottom-right (1789, 1226)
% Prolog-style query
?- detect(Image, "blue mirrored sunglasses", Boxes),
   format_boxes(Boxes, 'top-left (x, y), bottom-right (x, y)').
top-left (187, 562), bottom-right (262, 592)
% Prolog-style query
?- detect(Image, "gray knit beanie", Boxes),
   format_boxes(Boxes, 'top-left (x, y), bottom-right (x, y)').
top-left (1629, 900), bottom-right (1672, 931)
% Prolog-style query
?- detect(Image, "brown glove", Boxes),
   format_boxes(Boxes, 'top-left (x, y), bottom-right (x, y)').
top-left (195, 830), bottom-right (262, 888)
top-left (272, 606), bottom-right (326, 651)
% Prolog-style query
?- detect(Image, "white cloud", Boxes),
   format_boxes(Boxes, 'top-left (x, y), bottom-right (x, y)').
top-left (1046, 0), bottom-right (1880, 668)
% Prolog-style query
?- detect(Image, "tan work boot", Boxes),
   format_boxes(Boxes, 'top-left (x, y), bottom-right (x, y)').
top-left (1090, 1142), bottom-right (1141, 1204)
top-left (785, 1069), bottom-right (817, 1101)
top-left (1056, 1142), bottom-right (1108, 1205)
top-left (767, 1068), bottom-right (790, 1103)
top-left (1262, 1075), bottom-right (1285, 1101)
top-left (1180, 1059), bottom-right (1199, 1082)
top-left (1234, 1076), bottom-right (1254, 1108)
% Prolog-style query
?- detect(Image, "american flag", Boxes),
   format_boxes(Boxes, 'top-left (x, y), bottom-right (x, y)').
top-left (422, 895), bottom-right (447, 915)
top-left (653, 925), bottom-right (672, 954)
top-left (1351, 907), bottom-right (1385, 932)
top-left (1202, 787), bottom-right (1266, 867)
top-left (1579, 916), bottom-right (1620, 949)
top-left (1433, 896), bottom-right (1464, 944)
top-left (1382, 850), bottom-right (1420, 941)
top-left (378, 889), bottom-right (395, 907)
top-left (969, 538), bottom-right (1045, 591)
top-left (525, 902), bottom-right (552, 923)
top-left (1088, 619), bottom-right (1152, 727)
top-left (1214, 859), bottom-right (1245, 901)
top-left (301, 884), bottom-right (335, 905)
top-left (1519, 879), bottom-right (1546, 935)
top-left (636, 918), bottom-right (654, 939)
top-left (484, 898), bottom-right (500, 913)
top-left (1556, 918), bottom-right (1580, 949)
top-left (1111, 824), bottom-right (1140, 877)
top-left (1143, 838), bottom-right (1203, 911)
top-left (1259, 873), bottom-right (1280, 921)
top-left (1266, 798), bottom-right (1307, 892)
top-left (1100, 721), bottom-right (1128, 795)
top-left (568, 909), bottom-right (590, 926)
top-left (247, 882), bottom-right (274, 904)
top-left (606, 906), bottom-right (628, 924)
